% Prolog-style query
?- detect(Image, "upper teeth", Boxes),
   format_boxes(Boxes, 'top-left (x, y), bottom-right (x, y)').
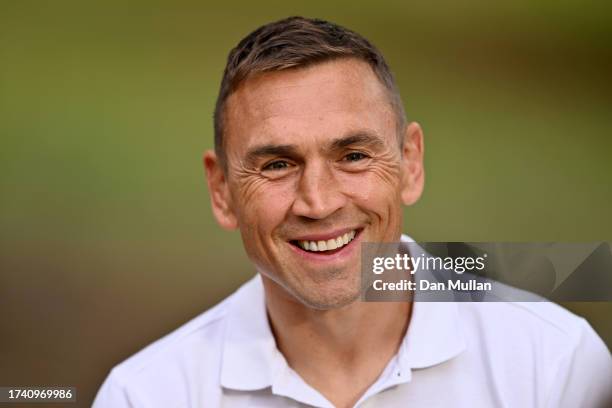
top-left (297, 230), bottom-right (356, 252)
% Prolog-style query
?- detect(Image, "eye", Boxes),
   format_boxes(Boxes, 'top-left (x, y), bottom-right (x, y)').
top-left (343, 152), bottom-right (369, 162)
top-left (262, 160), bottom-right (291, 171)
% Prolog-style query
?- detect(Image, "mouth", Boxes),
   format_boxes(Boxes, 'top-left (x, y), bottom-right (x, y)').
top-left (289, 228), bottom-right (361, 255)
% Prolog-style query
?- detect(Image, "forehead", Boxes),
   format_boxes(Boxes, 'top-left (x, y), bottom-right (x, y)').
top-left (224, 58), bottom-right (397, 152)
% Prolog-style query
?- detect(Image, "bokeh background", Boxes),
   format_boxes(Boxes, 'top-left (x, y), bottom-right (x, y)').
top-left (1, 1), bottom-right (611, 406)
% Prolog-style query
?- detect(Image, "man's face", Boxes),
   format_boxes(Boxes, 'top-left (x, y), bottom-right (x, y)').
top-left (207, 58), bottom-right (423, 309)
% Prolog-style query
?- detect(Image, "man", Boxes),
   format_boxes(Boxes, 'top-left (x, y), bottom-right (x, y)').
top-left (93, 16), bottom-right (611, 407)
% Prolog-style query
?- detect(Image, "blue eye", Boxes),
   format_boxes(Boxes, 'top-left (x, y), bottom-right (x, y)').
top-left (263, 161), bottom-right (290, 171)
top-left (344, 152), bottom-right (368, 162)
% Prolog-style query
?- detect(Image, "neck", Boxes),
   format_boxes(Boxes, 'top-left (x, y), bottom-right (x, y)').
top-left (262, 276), bottom-right (412, 407)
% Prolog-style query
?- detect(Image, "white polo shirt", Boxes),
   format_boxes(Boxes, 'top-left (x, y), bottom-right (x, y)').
top-left (93, 257), bottom-right (612, 407)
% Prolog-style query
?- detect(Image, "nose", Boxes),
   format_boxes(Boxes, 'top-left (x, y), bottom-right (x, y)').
top-left (291, 160), bottom-right (347, 220)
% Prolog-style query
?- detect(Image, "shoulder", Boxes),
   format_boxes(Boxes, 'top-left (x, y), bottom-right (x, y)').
top-left (460, 297), bottom-right (587, 340)
top-left (457, 288), bottom-right (605, 357)
top-left (114, 294), bottom-right (229, 378)
top-left (457, 298), bottom-right (611, 406)
top-left (93, 276), bottom-right (261, 407)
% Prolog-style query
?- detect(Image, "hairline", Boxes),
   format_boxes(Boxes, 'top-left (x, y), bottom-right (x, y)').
top-left (216, 56), bottom-right (406, 171)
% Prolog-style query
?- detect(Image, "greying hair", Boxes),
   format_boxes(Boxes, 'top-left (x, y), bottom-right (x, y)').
top-left (214, 16), bottom-right (406, 166)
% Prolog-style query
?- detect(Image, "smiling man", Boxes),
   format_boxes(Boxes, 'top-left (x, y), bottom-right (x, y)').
top-left (211, 55), bottom-right (421, 313)
top-left (93, 16), bottom-right (611, 408)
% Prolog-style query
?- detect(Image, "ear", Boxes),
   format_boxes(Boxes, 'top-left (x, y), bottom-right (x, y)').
top-left (203, 150), bottom-right (238, 230)
top-left (399, 122), bottom-right (425, 206)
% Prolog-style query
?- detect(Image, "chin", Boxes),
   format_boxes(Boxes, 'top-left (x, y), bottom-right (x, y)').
top-left (293, 280), bottom-right (362, 310)
top-left (260, 261), bottom-right (363, 310)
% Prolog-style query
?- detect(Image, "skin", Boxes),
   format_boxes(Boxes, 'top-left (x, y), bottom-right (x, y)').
top-left (204, 58), bottom-right (424, 408)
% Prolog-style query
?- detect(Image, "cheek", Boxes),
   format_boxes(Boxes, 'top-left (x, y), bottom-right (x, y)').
top-left (352, 180), bottom-right (402, 216)
top-left (338, 161), bottom-right (401, 205)
top-left (234, 176), bottom-right (294, 232)
top-left (337, 164), bottom-right (403, 235)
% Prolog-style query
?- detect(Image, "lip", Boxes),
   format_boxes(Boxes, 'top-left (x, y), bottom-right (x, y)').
top-left (289, 227), bottom-right (362, 242)
top-left (288, 228), bottom-right (364, 262)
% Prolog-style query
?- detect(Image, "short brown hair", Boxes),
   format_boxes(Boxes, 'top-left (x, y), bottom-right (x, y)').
top-left (214, 16), bottom-right (406, 166)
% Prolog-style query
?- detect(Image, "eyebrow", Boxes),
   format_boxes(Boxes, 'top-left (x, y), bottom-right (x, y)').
top-left (328, 131), bottom-right (386, 151)
top-left (244, 143), bottom-right (299, 165)
top-left (243, 130), bottom-right (386, 165)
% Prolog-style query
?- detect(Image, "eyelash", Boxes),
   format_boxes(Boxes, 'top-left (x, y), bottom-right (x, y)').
top-left (343, 152), bottom-right (369, 162)
top-left (261, 152), bottom-right (370, 172)
top-left (262, 160), bottom-right (292, 171)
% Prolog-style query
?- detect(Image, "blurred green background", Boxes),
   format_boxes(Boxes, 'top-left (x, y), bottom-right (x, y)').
top-left (1, 1), bottom-right (611, 406)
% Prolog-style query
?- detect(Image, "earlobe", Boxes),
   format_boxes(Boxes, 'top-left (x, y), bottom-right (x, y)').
top-left (400, 122), bottom-right (425, 206)
top-left (203, 150), bottom-right (239, 230)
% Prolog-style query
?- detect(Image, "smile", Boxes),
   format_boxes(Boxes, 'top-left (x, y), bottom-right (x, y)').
top-left (293, 230), bottom-right (357, 253)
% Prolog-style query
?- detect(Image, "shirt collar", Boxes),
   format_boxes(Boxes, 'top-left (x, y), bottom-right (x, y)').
top-left (398, 299), bottom-right (466, 370)
top-left (220, 275), bottom-right (281, 390)
top-left (220, 234), bottom-right (467, 391)
top-left (397, 234), bottom-right (467, 370)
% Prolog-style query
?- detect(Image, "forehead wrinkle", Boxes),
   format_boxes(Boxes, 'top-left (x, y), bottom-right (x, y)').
top-left (232, 76), bottom-right (337, 120)
top-left (254, 91), bottom-right (366, 122)
top-left (257, 108), bottom-right (357, 124)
